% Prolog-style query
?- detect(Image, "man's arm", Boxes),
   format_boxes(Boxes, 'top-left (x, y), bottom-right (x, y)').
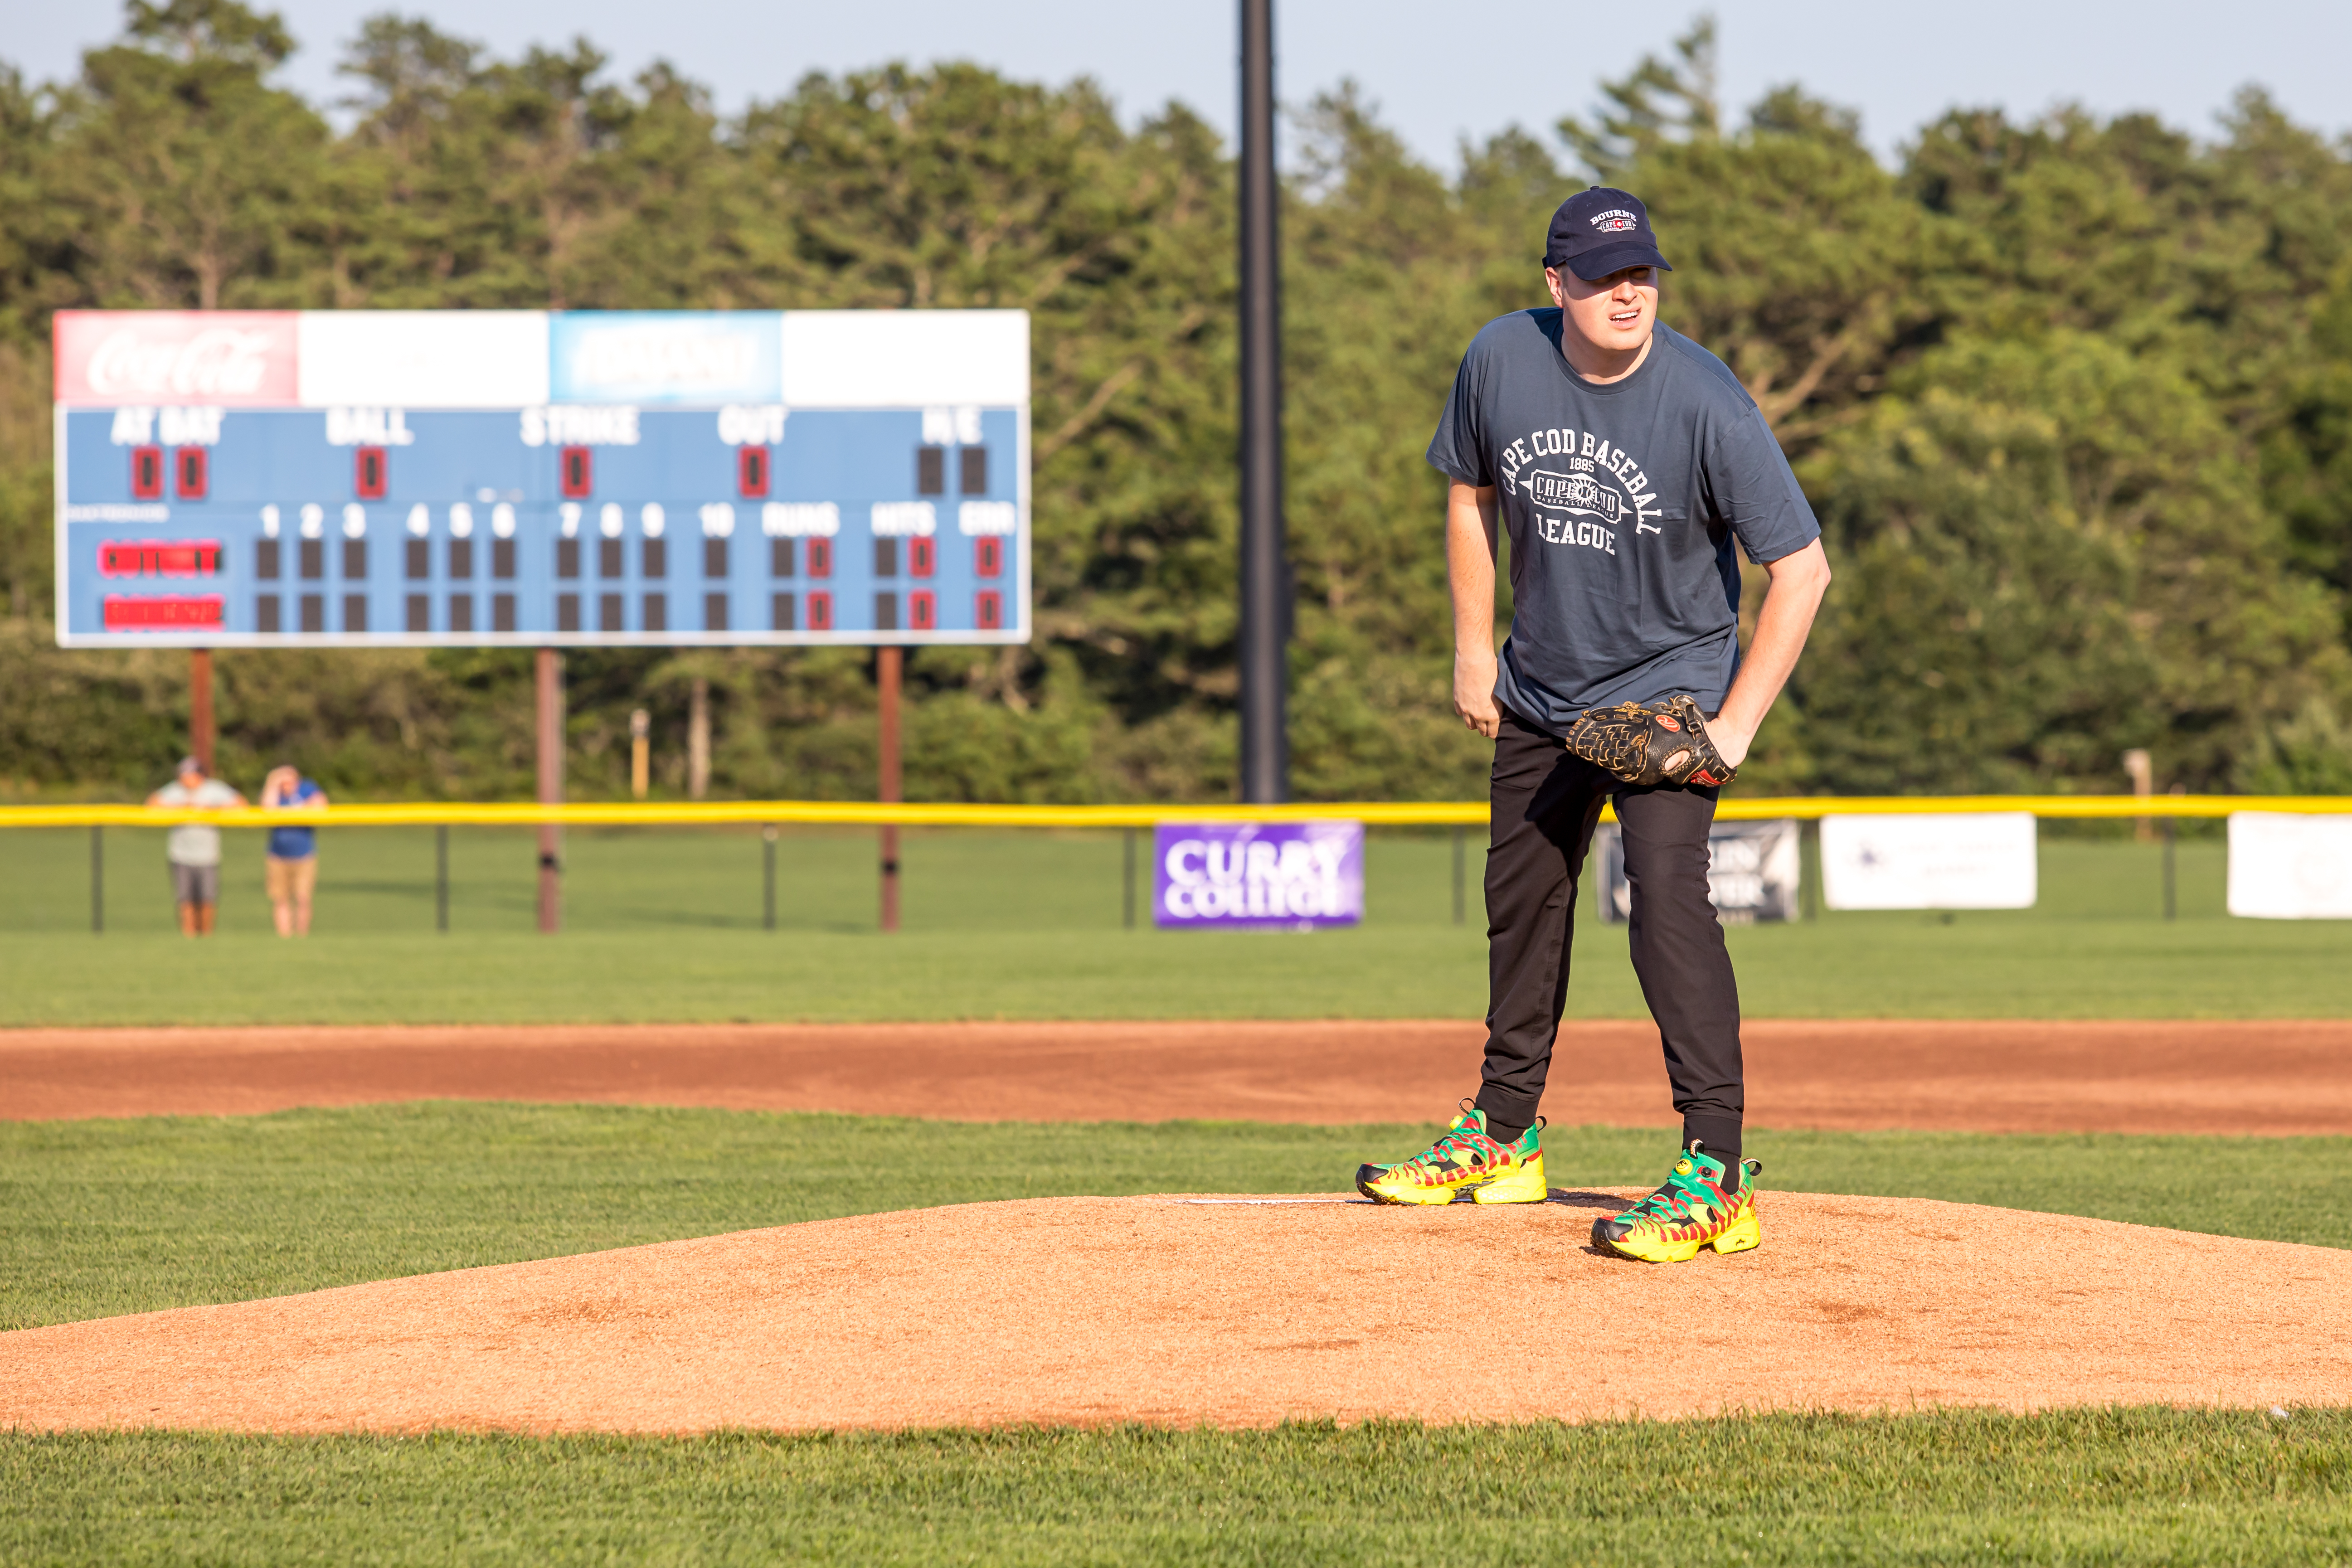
top-left (1707, 538), bottom-right (1832, 768)
top-left (1447, 481), bottom-right (1503, 739)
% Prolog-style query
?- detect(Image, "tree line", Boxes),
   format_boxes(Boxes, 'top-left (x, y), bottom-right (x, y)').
top-left (1, 3), bottom-right (2348, 801)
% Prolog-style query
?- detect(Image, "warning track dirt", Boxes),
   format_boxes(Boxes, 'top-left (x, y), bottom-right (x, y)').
top-left (4, 1018), bottom-right (2348, 1136)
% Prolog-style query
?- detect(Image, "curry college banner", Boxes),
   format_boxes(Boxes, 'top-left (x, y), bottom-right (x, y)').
top-left (1595, 819), bottom-right (1799, 924)
top-left (1154, 821), bottom-right (1364, 929)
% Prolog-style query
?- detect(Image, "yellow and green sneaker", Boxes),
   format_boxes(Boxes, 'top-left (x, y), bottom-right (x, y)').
top-left (1592, 1143), bottom-right (1762, 1262)
top-left (1355, 1102), bottom-right (1547, 1206)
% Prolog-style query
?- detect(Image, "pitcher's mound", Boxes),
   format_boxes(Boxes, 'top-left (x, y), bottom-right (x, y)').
top-left (5, 1193), bottom-right (2347, 1433)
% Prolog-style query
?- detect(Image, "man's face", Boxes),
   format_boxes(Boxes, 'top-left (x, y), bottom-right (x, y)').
top-left (1546, 264), bottom-right (1659, 354)
top-left (180, 768), bottom-right (204, 791)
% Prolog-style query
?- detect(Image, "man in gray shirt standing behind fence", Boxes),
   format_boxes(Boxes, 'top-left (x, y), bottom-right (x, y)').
top-left (147, 757), bottom-right (244, 936)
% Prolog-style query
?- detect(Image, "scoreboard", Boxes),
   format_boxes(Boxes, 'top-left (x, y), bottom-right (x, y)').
top-left (52, 309), bottom-right (1030, 648)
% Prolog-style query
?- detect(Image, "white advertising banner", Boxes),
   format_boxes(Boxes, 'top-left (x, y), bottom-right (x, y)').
top-left (780, 310), bottom-right (1031, 407)
top-left (2227, 812), bottom-right (2352, 919)
top-left (296, 311), bottom-right (551, 408)
top-left (1820, 812), bottom-right (2037, 910)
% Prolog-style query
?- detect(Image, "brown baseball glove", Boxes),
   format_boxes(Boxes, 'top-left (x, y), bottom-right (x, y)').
top-left (1561, 694), bottom-right (1738, 788)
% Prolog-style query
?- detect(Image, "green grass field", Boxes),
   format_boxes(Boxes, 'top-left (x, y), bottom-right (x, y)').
top-left (8, 830), bottom-right (2348, 1563)
top-left (10, 1410), bottom-right (2349, 1566)
top-left (4, 828), bottom-right (2343, 1024)
top-left (5, 1103), bottom-right (2352, 1563)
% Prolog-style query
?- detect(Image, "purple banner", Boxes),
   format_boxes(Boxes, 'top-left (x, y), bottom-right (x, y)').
top-left (1154, 820), bottom-right (1364, 929)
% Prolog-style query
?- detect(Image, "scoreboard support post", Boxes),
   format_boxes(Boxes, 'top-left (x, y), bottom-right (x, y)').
top-left (535, 649), bottom-right (564, 934)
top-left (688, 680), bottom-right (710, 802)
top-left (878, 647), bottom-right (903, 934)
top-left (189, 650), bottom-right (214, 775)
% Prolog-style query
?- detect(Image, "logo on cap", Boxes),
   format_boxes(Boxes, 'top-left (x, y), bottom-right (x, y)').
top-left (1590, 210), bottom-right (1641, 233)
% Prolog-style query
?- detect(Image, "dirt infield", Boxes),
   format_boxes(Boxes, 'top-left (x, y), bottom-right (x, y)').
top-left (5, 1018), bottom-right (2350, 1134)
top-left (5, 1191), bottom-right (2345, 1433)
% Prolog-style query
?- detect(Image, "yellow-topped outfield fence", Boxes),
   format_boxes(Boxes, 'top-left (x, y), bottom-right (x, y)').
top-left (0, 794), bottom-right (2346, 830)
top-left (10, 792), bottom-right (2343, 936)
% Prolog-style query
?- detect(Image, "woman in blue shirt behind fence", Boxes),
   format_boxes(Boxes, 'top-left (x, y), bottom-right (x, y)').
top-left (261, 765), bottom-right (329, 937)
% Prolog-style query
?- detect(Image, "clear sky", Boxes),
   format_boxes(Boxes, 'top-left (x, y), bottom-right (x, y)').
top-left (10, 0), bottom-right (2349, 170)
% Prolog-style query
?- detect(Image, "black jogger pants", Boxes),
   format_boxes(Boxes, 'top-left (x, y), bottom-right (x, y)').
top-left (1473, 711), bottom-right (1744, 1158)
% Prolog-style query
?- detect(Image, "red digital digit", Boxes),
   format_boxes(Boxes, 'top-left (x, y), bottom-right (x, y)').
top-left (130, 446), bottom-right (164, 500)
top-left (909, 537), bottom-right (935, 578)
top-left (355, 446), bottom-right (387, 500)
top-left (560, 446), bottom-right (593, 498)
top-left (976, 590), bottom-right (1002, 631)
top-left (175, 447), bottom-right (209, 500)
top-left (806, 590), bottom-right (833, 630)
top-left (974, 537), bottom-right (1002, 578)
top-left (807, 538), bottom-right (832, 578)
top-left (738, 446), bottom-right (769, 498)
top-left (910, 590), bottom-right (936, 631)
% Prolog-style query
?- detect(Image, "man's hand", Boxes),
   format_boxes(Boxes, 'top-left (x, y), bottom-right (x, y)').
top-left (1455, 647), bottom-right (1502, 738)
top-left (1703, 715), bottom-right (1755, 770)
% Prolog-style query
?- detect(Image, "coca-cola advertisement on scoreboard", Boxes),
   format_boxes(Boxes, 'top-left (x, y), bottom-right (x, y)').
top-left (53, 311), bottom-right (300, 405)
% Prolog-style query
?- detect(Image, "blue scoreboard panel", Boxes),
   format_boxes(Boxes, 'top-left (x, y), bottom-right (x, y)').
top-left (53, 310), bottom-right (1030, 648)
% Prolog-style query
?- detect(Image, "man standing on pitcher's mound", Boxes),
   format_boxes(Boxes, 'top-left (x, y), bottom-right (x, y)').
top-left (1356, 187), bottom-right (1833, 1263)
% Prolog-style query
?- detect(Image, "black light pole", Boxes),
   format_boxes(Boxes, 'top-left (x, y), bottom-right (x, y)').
top-left (1237, 0), bottom-right (1288, 803)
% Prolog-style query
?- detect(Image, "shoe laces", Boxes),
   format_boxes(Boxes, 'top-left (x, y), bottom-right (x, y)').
top-left (1623, 1180), bottom-right (1698, 1226)
top-left (1398, 1124), bottom-right (1501, 1176)
top-left (1624, 1148), bottom-right (1731, 1226)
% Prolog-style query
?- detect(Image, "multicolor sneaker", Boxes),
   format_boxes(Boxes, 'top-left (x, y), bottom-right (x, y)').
top-left (1591, 1143), bottom-right (1762, 1262)
top-left (1355, 1102), bottom-right (1546, 1205)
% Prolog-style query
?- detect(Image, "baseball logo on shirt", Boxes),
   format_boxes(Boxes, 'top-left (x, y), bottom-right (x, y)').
top-left (1498, 426), bottom-right (1665, 552)
top-left (1526, 470), bottom-right (1621, 521)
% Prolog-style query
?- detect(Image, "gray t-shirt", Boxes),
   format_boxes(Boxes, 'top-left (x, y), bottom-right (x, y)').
top-left (1427, 312), bottom-right (1821, 732)
top-left (153, 778), bottom-right (240, 866)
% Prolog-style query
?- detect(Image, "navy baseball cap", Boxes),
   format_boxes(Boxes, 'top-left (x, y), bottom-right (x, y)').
top-left (1543, 187), bottom-right (1673, 280)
